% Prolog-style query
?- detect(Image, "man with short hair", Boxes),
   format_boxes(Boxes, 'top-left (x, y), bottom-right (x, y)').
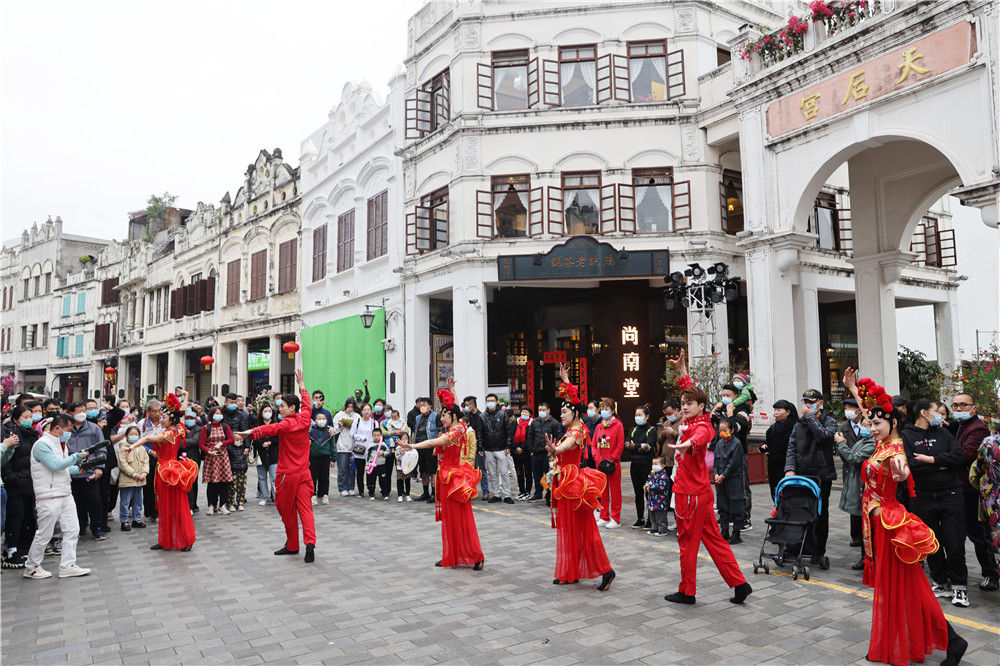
top-left (480, 393), bottom-right (513, 504)
top-left (66, 403), bottom-right (107, 541)
top-left (952, 393), bottom-right (999, 591)
top-left (838, 397), bottom-right (864, 547)
top-left (527, 403), bottom-right (561, 501)
top-left (784, 388), bottom-right (838, 569)
top-left (462, 396), bottom-right (489, 500)
top-left (222, 393), bottom-right (249, 433)
top-left (311, 390), bottom-right (332, 424)
top-left (140, 400), bottom-right (163, 522)
top-left (413, 398), bottom-right (439, 503)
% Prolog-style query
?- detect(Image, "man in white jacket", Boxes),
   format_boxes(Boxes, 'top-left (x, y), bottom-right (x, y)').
top-left (23, 414), bottom-right (92, 579)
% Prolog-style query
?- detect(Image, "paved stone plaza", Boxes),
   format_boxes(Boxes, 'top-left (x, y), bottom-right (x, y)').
top-left (2, 470), bottom-right (998, 665)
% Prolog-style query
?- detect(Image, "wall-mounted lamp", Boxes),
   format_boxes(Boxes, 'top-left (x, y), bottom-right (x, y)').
top-left (590, 339), bottom-right (606, 356)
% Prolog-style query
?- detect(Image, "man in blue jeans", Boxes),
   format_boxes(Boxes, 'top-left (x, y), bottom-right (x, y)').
top-left (526, 403), bottom-right (562, 500)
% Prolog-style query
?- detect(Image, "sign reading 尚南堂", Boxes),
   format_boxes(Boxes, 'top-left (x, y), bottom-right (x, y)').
top-left (498, 236), bottom-right (669, 281)
top-left (766, 21), bottom-right (976, 138)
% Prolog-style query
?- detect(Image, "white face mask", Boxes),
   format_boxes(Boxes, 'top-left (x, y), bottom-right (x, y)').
top-left (262, 411), bottom-right (272, 419)
top-left (538, 410), bottom-right (548, 419)
top-left (666, 414), bottom-right (677, 423)
top-left (315, 419), bottom-right (327, 428)
top-left (651, 465), bottom-right (663, 473)
top-left (73, 412), bottom-right (86, 423)
top-left (844, 409), bottom-right (857, 421)
top-left (486, 401), bottom-right (497, 410)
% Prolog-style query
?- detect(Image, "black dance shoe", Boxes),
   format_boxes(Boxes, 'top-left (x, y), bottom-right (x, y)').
top-left (597, 569), bottom-right (616, 592)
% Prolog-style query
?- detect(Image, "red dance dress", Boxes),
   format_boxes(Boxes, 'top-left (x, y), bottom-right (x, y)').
top-left (551, 422), bottom-right (612, 583)
top-left (435, 423), bottom-right (484, 567)
top-left (862, 438), bottom-right (947, 666)
top-left (154, 425), bottom-right (198, 550)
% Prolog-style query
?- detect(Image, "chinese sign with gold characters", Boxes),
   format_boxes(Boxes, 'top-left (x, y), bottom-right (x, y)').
top-left (621, 325), bottom-right (641, 398)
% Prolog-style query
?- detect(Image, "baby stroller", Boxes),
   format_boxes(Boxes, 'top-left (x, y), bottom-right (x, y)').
top-left (752, 475), bottom-right (822, 580)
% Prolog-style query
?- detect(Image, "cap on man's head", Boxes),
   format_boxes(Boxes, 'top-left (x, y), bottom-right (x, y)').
top-left (801, 389), bottom-right (823, 401)
top-left (843, 397), bottom-right (859, 407)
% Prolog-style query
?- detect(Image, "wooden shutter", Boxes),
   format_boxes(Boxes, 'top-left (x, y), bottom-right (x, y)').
top-left (94, 323), bottom-right (106, 351)
top-left (405, 210), bottom-right (417, 255)
top-left (720, 181), bottom-right (729, 230)
top-left (672, 180), bottom-right (692, 231)
top-left (599, 183), bottom-right (617, 233)
top-left (170, 288), bottom-right (181, 319)
top-left (405, 94), bottom-right (421, 139)
top-left (416, 87), bottom-right (432, 135)
top-left (596, 54), bottom-right (613, 103)
top-left (613, 55), bottom-right (630, 101)
top-left (366, 198), bottom-right (378, 262)
top-left (939, 227), bottom-right (956, 267)
top-left (336, 213), bottom-right (354, 272)
top-left (226, 259), bottom-right (240, 305)
top-left (909, 223), bottom-right (927, 264)
top-left (528, 186), bottom-right (544, 237)
top-left (415, 205), bottom-right (433, 253)
top-left (617, 184), bottom-right (636, 233)
top-left (547, 186), bottom-right (564, 235)
top-left (476, 189), bottom-right (494, 238)
top-left (527, 57), bottom-right (540, 108)
top-left (203, 275), bottom-right (215, 311)
top-left (433, 203), bottom-right (449, 249)
top-left (250, 250), bottom-right (266, 300)
top-left (477, 62), bottom-right (493, 110)
top-left (279, 239), bottom-right (297, 291)
top-left (436, 72), bottom-right (450, 128)
top-left (185, 283), bottom-right (197, 315)
top-left (837, 208), bottom-right (853, 256)
top-left (666, 48), bottom-right (686, 99)
top-left (542, 59), bottom-right (560, 106)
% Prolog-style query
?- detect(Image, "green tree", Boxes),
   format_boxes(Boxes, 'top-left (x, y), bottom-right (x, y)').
top-left (142, 192), bottom-right (178, 242)
top-left (897, 346), bottom-right (942, 399)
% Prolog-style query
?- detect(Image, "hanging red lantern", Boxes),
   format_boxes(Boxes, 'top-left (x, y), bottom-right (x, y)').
top-left (200, 355), bottom-right (215, 370)
top-left (104, 366), bottom-right (116, 375)
top-left (282, 341), bottom-right (300, 359)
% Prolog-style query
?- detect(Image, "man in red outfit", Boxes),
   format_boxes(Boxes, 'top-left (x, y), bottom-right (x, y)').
top-left (235, 368), bottom-right (316, 563)
top-left (664, 351), bottom-right (752, 605)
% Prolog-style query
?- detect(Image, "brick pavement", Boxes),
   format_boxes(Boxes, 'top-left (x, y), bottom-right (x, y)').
top-left (2, 465), bottom-right (998, 665)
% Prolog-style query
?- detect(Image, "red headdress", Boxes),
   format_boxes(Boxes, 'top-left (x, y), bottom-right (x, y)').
top-left (558, 381), bottom-right (580, 406)
top-left (677, 374), bottom-right (696, 391)
top-left (436, 388), bottom-right (456, 411)
top-left (164, 392), bottom-right (181, 413)
top-left (856, 377), bottom-right (893, 417)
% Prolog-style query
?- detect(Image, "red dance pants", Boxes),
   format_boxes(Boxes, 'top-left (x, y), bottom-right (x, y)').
top-left (676, 490), bottom-right (746, 596)
top-left (599, 464), bottom-right (622, 524)
top-left (275, 469), bottom-right (316, 551)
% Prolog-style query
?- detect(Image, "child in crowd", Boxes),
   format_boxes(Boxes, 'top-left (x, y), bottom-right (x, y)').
top-left (309, 416), bottom-right (335, 505)
top-left (644, 455), bottom-right (673, 536)
top-left (383, 410), bottom-right (412, 502)
top-left (393, 432), bottom-right (415, 502)
top-left (117, 425), bottom-right (149, 531)
top-left (730, 372), bottom-right (756, 409)
top-left (364, 428), bottom-right (390, 500)
top-left (712, 419), bottom-right (746, 544)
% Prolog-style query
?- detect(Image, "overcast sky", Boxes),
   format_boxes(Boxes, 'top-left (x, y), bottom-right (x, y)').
top-left (1, 0), bottom-right (421, 243)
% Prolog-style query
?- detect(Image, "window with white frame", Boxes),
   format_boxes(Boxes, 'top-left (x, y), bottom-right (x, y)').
top-left (559, 45), bottom-right (597, 107)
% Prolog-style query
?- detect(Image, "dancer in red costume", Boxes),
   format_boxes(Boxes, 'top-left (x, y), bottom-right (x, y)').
top-left (140, 389), bottom-right (198, 552)
top-left (664, 351), bottom-right (751, 605)
top-left (400, 378), bottom-right (484, 570)
top-left (235, 369), bottom-right (317, 563)
top-left (841, 368), bottom-right (967, 666)
top-left (545, 363), bottom-right (615, 591)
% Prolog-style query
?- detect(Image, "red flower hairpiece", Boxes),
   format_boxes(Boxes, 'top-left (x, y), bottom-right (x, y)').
top-left (677, 374), bottom-right (695, 391)
top-left (558, 382), bottom-right (580, 405)
top-left (436, 388), bottom-right (456, 411)
top-left (165, 392), bottom-right (181, 413)
top-left (856, 377), bottom-right (893, 415)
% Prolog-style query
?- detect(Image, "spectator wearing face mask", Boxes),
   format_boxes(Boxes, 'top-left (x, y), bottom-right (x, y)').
top-left (180, 410), bottom-right (202, 513)
top-left (712, 418), bottom-right (746, 544)
top-left (66, 402), bottom-right (108, 542)
top-left (836, 415), bottom-right (876, 569)
top-left (837, 397), bottom-right (865, 546)
top-left (311, 391), bottom-right (332, 425)
top-left (594, 397), bottom-right (624, 529)
top-left (116, 425), bottom-right (149, 531)
top-left (309, 414), bottom-right (335, 504)
top-left (625, 405), bottom-right (658, 529)
top-left (222, 393), bottom-right (249, 434)
top-left (527, 403), bottom-right (561, 501)
top-left (711, 385), bottom-right (753, 531)
top-left (253, 407), bottom-right (279, 505)
top-left (509, 407), bottom-right (533, 500)
top-left (371, 399), bottom-right (388, 427)
top-left (759, 400), bottom-right (797, 504)
top-left (1, 405), bottom-right (39, 568)
top-left (480, 393), bottom-right (513, 505)
top-left (333, 399), bottom-right (360, 497)
top-left (581, 401), bottom-right (600, 470)
top-left (199, 406), bottom-right (234, 515)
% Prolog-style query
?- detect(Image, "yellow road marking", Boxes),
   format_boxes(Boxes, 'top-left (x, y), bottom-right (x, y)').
top-left (472, 504), bottom-right (1000, 636)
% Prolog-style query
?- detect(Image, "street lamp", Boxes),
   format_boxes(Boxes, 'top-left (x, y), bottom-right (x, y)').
top-left (360, 308), bottom-right (376, 329)
top-left (662, 261), bottom-right (741, 361)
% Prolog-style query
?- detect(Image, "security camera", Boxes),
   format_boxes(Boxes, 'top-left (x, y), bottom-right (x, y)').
top-left (468, 299), bottom-right (477, 305)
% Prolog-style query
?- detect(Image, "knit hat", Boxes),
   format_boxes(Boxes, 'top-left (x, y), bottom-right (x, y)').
top-left (733, 373), bottom-right (751, 386)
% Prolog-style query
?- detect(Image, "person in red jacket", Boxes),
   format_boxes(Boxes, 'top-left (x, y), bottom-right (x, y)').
top-left (664, 351), bottom-right (751, 606)
top-left (235, 369), bottom-right (316, 563)
top-left (593, 397), bottom-right (624, 528)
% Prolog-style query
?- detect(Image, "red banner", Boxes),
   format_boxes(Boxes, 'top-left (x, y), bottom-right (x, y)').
top-left (578, 357), bottom-right (588, 404)
top-left (542, 350), bottom-right (567, 364)
top-left (526, 361), bottom-right (535, 411)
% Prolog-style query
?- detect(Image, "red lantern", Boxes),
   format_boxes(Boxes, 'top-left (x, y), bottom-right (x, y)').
top-left (104, 366), bottom-right (116, 374)
top-left (200, 355), bottom-right (215, 371)
top-left (282, 341), bottom-right (300, 359)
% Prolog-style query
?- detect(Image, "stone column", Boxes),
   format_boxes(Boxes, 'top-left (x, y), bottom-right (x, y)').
top-left (451, 284), bottom-right (488, 399)
top-left (849, 252), bottom-right (910, 394)
top-left (166, 349), bottom-right (186, 394)
top-left (214, 340), bottom-right (231, 400)
top-left (236, 340), bottom-right (249, 396)
top-left (933, 293), bottom-right (960, 370)
top-left (404, 293), bottom-right (431, 404)
top-left (268, 335), bottom-right (282, 393)
top-left (140, 352), bottom-right (156, 398)
top-left (792, 284), bottom-right (822, 391)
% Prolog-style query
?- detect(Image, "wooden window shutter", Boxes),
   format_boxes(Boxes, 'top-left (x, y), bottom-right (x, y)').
top-left (377, 191), bottom-right (388, 258)
top-left (416, 86), bottom-right (432, 134)
top-left (613, 55), bottom-right (630, 101)
top-left (250, 250), bottom-right (266, 300)
top-left (94, 323), bottom-right (105, 351)
top-left (170, 288), bottom-right (181, 319)
top-left (672, 180), bottom-right (692, 231)
top-left (204, 275), bottom-right (215, 311)
top-left (526, 57), bottom-right (540, 108)
top-left (366, 198), bottom-right (377, 261)
top-left (287, 240), bottom-right (297, 291)
top-left (433, 202), bottom-right (448, 249)
top-left (313, 224), bottom-right (327, 281)
top-left (547, 186), bottom-right (564, 235)
top-left (279, 239), bottom-right (297, 292)
top-left (197, 279), bottom-right (208, 312)
top-left (542, 59), bottom-right (560, 106)
top-left (599, 183), bottom-right (617, 233)
top-left (596, 54), bottom-right (613, 103)
top-left (406, 210), bottom-right (417, 255)
top-left (528, 186), bottom-right (544, 237)
top-left (477, 62), bottom-right (493, 110)
top-left (666, 49), bottom-right (686, 99)
top-left (415, 205), bottom-right (433, 253)
top-left (617, 183), bottom-right (636, 233)
top-left (939, 227), bottom-right (957, 267)
top-left (910, 222), bottom-right (927, 264)
top-left (437, 71), bottom-right (450, 128)
top-left (476, 189), bottom-right (494, 238)
top-left (837, 208), bottom-right (853, 256)
top-left (226, 259), bottom-right (241, 305)
top-left (720, 181), bottom-right (729, 230)
top-left (186, 283), bottom-right (197, 315)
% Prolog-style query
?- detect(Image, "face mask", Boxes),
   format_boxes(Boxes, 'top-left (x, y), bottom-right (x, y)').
top-left (184, 419), bottom-right (196, 428)
top-left (720, 432), bottom-right (732, 440)
top-left (374, 405), bottom-right (383, 414)
top-left (859, 427), bottom-right (871, 438)
top-left (651, 465), bottom-right (662, 473)
top-left (486, 402), bottom-right (497, 410)
top-left (538, 410), bottom-right (548, 419)
top-left (953, 410), bottom-right (972, 422)
top-left (463, 406), bottom-right (471, 413)
top-left (59, 432), bottom-right (71, 443)
top-left (520, 415), bottom-right (530, 421)
top-left (587, 408), bottom-right (597, 419)
top-left (227, 403), bottom-right (237, 411)
top-left (213, 414), bottom-right (224, 423)
top-left (31, 413), bottom-right (42, 422)
top-left (600, 409), bottom-right (612, 421)
top-left (74, 413), bottom-right (86, 423)
top-left (262, 411), bottom-right (272, 419)
top-left (186, 409), bottom-right (195, 417)
top-left (274, 399), bottom-right (283, 407)
top-left (315, 420), bottom-right (327, 428)
top-left (930, 414), bottom-right (943, 427)
top-left (278, 415), bottom-right (284, 421)
top-left (844, 409), bottom-right (857, 421)
top-left (733, 381), bottom-right (744, 390)
top-left (313, 401), bottom-right (322, 409)
top-left (20, 419), bottom-right (33, 428)
top-left (666, 414), bottom-right (677, 423)
top-left (46, 410), bottom-right (58, 417)
top-left (86, 409), bottom-right (99, 419)
top-left (635, 416), bottom-right (646, 426)
top-left (127, 435), bottom-right (140, 444)
top-left (721, 397), bottom-right (733, 406)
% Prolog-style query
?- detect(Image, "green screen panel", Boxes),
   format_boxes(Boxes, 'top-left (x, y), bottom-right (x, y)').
top-left (300, 309), bottom-right (386, 406)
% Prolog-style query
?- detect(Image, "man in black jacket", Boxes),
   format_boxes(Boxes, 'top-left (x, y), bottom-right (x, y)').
top-left (711, 385), bottom-right (753, 531)
top-left (462, 396), bottom-right (489, 500)
top-left (222, 393), bottom-right (250, 433)
top-left (901, 399), bottom-right (969, 606)
top-left (784, 388), bottom-right (838, 568)
top-left (526, 403), bottom-right (562, 501)
top-left (480, 394), bottom-right (513, 504)
top-left (838, 397), bottom-right (864, 546)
